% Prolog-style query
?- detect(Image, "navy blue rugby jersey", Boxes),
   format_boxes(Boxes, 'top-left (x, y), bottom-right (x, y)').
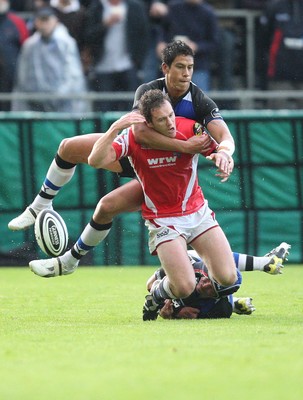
top-left (133, 78), bottom-right (222, 128)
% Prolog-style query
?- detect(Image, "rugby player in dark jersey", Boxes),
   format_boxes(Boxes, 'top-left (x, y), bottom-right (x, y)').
top-left (143, 243), bottom-right (290, 320)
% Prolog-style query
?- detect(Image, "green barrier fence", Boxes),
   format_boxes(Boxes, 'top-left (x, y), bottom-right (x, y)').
top-left (0, 110), bottom-right (302, 266)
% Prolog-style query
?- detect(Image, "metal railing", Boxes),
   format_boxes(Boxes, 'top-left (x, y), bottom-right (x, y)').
top-left (216, 9), bottom-right (261, 89)
top-left (1, 90), bottom-right (303, 111)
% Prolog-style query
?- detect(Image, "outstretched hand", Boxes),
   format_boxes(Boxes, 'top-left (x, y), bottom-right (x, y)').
top-left (206, 152), bottom-right (234, 182)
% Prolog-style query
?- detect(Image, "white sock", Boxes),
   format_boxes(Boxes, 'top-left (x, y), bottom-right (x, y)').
top-left (30, 196), bottom-right (53, 213)
top-left (162, 276), bottom-right (178, 299)
top-left (237, 253), bottom-right (271, 272)
top-left (71, 221), bottom-right (112, 258)
top-left (31, 159), bottom-right (76, 212)
top-left (60, 250), bottom-right (79, 273)
top-left (252, 256), bottom-right (272, 271)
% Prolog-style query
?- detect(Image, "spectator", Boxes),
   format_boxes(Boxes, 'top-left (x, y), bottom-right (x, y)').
top-left (50, 1), bottom-right (87, 50)
top-left (26, 1), bottom-right (52, 33)
top-left (236, 0), bottom-right (269, 91)
top-left (208, 0), bottom-right (238, 106)
top-left (142, 0), bottom-right (168, 82)
top-left (0, 0), bottom-right (29, 111)
top-left (157, 0), bottom-right (220, 92)
top-left (12, 6), bottom-right (88, 113)
top-left (50, 0), bottom-right (90, 72)
top-left (260, 0), bottom-right (303, 108)
top-left (84, 0), bottom-right (149, 112)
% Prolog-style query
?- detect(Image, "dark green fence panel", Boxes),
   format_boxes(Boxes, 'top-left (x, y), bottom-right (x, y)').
top-left (0, 110), bottom-right (302, 265)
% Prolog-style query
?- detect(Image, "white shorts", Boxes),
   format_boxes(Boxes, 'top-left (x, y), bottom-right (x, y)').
top-left (145, 201), bottom-right (219, 255)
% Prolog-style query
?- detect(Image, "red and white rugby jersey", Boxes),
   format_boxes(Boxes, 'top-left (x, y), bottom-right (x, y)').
top-left (112, 117), bottom-right (211, 219)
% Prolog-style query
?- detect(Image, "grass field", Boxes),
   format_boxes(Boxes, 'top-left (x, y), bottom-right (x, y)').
top-left (0, 264), bottom-right (302, 400)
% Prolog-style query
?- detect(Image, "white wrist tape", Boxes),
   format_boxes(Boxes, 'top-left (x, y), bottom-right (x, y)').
top-left (217, 140), bottom-right (235, 156)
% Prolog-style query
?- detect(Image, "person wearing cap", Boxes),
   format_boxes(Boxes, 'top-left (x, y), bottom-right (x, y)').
top-left (0, 0), bottom-right (29, 110)
top-left (12, 6), bottom-right (89, 113)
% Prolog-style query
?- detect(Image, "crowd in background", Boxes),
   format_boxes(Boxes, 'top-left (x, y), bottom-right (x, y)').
top-left (1, 0), bottom-right (303, 112)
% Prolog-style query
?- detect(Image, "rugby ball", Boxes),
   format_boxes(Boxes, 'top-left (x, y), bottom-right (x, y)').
top-left (34, 209), bottom-right (68, 257)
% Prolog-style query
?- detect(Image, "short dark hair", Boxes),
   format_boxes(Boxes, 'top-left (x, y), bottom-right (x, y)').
top-left (161, 40), bottom-right (194, 67)
top-left (138, 89), bottom-right (170, 123)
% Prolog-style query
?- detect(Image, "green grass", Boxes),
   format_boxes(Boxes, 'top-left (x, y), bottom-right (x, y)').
top-left (0, 265), bottom-right (302, 400)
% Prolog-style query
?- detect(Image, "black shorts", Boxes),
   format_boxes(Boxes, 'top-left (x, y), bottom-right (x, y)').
top-left (117, 158), bottom-right (136, 178)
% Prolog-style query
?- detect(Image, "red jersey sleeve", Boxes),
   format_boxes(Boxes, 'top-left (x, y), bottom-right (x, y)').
top-left (176, 117), bottom-right (218, 157)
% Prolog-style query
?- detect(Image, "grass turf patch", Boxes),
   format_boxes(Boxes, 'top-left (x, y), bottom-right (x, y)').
top-left (0, 265), bottom-right (302, 400)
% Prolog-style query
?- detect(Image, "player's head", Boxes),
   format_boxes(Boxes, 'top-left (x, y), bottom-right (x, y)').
top-left (161, 41), bottom-right (195, 95)
top-left (138, 89), bottom-right (176, 137)
top-left (161, 40), bottom-right (194, 67)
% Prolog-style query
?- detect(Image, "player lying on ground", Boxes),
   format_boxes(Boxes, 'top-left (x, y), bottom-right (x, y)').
top-left (143, 242), bottom-right (291, 320)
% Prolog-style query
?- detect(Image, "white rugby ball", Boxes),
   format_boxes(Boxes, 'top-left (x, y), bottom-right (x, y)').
top-left (34, 209), bottom-right (68, 257)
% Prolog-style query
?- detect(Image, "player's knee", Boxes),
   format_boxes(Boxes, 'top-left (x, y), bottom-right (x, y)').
top-left (98, 196), bottom-right (116, 215)
top-left (58, 138), bottom-right (71, 159)
top-left (216, 269), bottom-right (238, 287)
top-left (212, 269), bottom-right (242, 298)
top-left (93, 197), bottom-right (116, 224)
top-left (173, 280), bottom-right (196, 299)
top-left (58, 137), bottom-right (89, 164)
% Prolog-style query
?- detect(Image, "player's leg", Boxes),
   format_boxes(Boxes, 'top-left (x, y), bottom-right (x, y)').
top-left (8, 134), bottom-right (125, 231)
top-left (143, 237), bottom-right (197, 321)
top-left (29, 180), bottom-right (144, 277)
top-left (92, 179), bottom-right (143, 224)
top-left (233, 246), bottom-right (290, 275)
top-left (191, 226), bottom-right (239, 292)
top-left (58, 179), bottom-right (143, 269)
top-left (189, 241), bottom-right (291, 275)
top-left (156, 237), bottom-right (196, 298)
top-left (8, 134), bottom-right (106, 230)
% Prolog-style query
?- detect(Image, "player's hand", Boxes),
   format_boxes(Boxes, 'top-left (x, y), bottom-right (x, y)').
top-left (175, 306), bottom-right (200, 319)
top-left (111, 111), bottom-right (146, 132)
top-left (159, 300), bottom-right (200, 319)
top-left (159, 300), bottom-right (174, 319)
top-left (183, 135), bottom-right (213, 154)
top-left (206, 152), bottom-right (234, 182)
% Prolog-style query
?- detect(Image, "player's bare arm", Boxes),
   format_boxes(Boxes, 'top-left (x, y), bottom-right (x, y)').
top-left (88, 112), bottom-right (145, 168)
top-left (205, 118), bottom-right (235, 181)
top-left (132, 120), bottom-right (214, 154)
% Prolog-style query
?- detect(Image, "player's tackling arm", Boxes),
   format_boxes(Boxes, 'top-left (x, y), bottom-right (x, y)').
top-left (88, 112), bottom-right (145, 168)
top-left (132, 121), bottom-right (214, 154)
top-left (205, 119), bottom-right (235, 181)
